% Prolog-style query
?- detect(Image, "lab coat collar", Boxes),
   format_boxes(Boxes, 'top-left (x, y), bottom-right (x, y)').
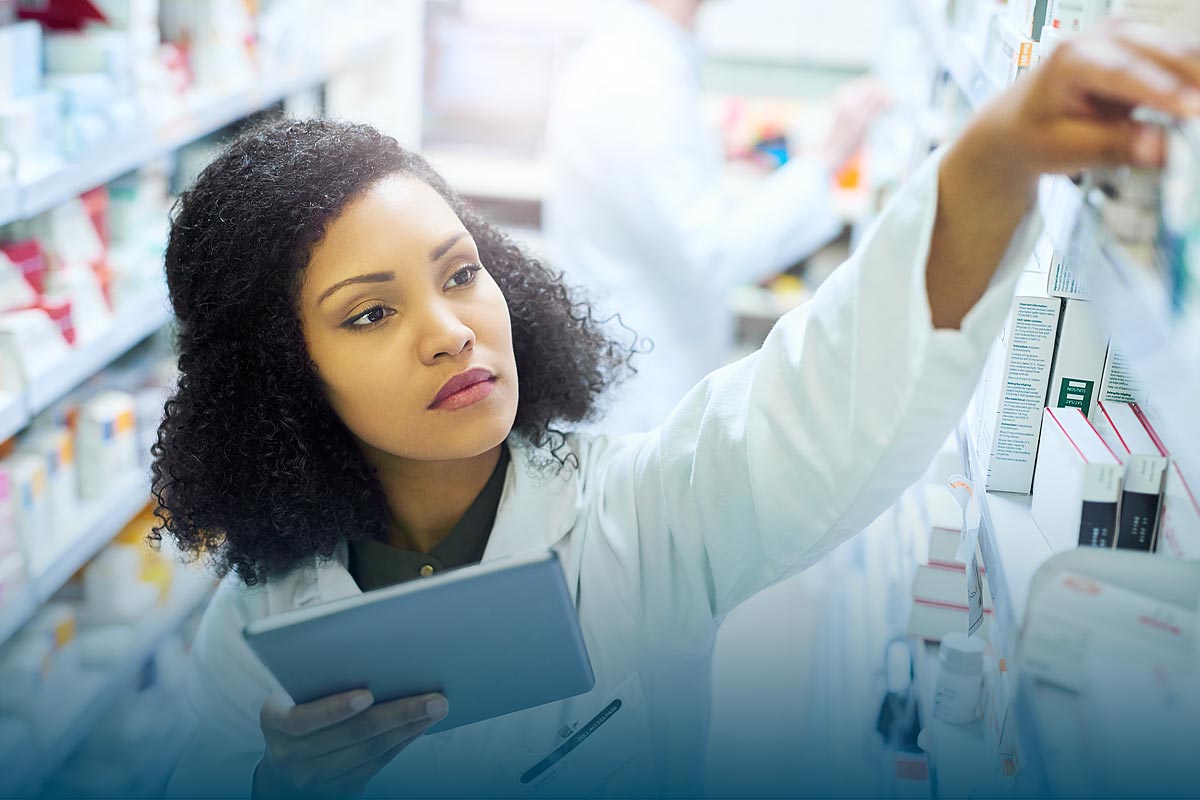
top-left (285, 437), bottom-right (583, 611)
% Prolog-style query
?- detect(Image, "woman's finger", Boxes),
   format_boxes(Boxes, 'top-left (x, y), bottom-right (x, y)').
top-left (261, 689), bottom-right (374, 739)
top-left (1109, 20), bottom-right (1200, 91)
top-left (1034, 117), bottom-right (1167, 172)
top-left (1048, 36), bottom-right (1200, 118)
top-left (283, 692), bottom-right (446, 760)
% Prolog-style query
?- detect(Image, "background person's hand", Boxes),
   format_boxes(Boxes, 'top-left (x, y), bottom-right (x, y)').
top-left (253, 688), bottom-right (449, 799)
top-left (818, 75), bottom-right (893, 172)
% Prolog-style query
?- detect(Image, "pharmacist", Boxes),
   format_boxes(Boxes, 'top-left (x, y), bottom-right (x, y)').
top-left (544, 0), bottom-right (889, 433)
top-left (162, 20), bottom-right (1199, 800)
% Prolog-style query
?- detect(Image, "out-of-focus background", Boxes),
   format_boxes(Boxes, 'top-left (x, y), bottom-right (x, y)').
top-left (0, 0), bottom-right (1198, 797)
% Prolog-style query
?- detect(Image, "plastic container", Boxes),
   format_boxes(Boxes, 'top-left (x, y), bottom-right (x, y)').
top-left (933, 631), bottom-right (985, 724)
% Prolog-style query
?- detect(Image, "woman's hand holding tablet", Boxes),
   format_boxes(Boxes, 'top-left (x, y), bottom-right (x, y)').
top-left (252, 688), bottom-right (449, 799)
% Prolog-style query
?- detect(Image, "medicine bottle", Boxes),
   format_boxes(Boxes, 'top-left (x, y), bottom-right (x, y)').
top-left (933, 631), bottom-right (984, 725)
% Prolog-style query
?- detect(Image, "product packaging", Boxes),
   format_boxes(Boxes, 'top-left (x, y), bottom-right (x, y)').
top-left (76, 390), bottom-right (139, 499)
top-left (1031, 406), bottom-right (1123, 550)
top-left (1092, 401), bottom-right (1168, 551)
top-left (1047, 298), bottom-right (1108, 418)
top-left (976, 271), bottom-right (1062, 493)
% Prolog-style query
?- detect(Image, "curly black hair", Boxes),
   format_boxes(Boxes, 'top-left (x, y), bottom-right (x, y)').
top-left (151, 117), bottom-right (635, 587)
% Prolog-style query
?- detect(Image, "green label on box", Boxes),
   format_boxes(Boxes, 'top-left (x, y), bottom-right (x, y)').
top-left (1057, 379), bottom-right (1095, 414)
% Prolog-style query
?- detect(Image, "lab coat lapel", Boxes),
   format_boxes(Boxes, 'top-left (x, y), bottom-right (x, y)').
top-left (483, 441), bottom-right (584, 601)
top-left (274, 441), bottom-right (583, 612)
top-left (270, 541), bottom-right (361, 613)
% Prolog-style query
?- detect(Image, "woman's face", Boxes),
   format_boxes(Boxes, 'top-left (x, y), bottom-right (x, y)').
top-left (298, 175), bottom-right (519, 462)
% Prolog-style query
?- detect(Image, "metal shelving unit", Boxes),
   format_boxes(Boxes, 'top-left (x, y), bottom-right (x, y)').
top-left (22, 285), bottom-right (171, 415)
top-left (1, 36), bottom-right (397, 228)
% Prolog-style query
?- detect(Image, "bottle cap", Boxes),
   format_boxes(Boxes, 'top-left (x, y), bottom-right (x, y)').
top-left (939, 630), bottom-right (985, 674)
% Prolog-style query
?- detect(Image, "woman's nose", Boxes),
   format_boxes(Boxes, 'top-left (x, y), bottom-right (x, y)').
top-left (418, 304), bottom-right (475, 364)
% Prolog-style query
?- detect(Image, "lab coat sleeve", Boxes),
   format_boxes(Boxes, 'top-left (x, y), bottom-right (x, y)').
top-left (166, 580), bottom-right (274, 798)
top-left (595, 149), bottom-right (1041, 639)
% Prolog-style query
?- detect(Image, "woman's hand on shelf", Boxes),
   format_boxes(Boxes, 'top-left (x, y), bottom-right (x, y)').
top-left (968, 18), bottom-right (1200, 186)
top-left (929, 20), bottom-right (1200, 330)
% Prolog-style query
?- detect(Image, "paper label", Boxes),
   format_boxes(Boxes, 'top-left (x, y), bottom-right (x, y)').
top-left (1116, 491), bottom-right (1160, 551)
top-left (947, 475), bottom-right (986, 636)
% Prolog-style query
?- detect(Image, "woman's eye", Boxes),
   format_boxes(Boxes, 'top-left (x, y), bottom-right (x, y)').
top-left (444, 264), bottom-right (481, 290)
top-left (344, 305), bottom-right (395, 330)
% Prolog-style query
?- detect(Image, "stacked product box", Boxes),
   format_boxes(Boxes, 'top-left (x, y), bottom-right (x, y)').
top-left (1031, 406), bottom-right (1122, 551)
top-left (1046, 296), bottom-right (1108, 420)
top-left (975, 271), bottom-right (1060, 493)
top-left (1091, 402), bottom-right (1169, 551)
top-left (906, 485), bottom-right (994, 642)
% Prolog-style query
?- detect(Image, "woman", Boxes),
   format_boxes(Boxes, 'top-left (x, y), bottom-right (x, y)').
top-left (161, 22), bottom-right (1198, 799)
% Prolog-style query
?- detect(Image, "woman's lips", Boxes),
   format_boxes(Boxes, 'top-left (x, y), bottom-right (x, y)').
top-left (429, 368), bottom-right (496, 410)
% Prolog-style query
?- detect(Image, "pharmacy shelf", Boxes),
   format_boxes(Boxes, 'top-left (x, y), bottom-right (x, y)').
top-left (22, 284), bottom-right (171, 416)
top-left (903, 0), bottom-right (998, 111)
top-left (0, 470), bottom-right (151, 648)
top-left (30, 574), bottom-right (214, 793)
top-left (955, 418), bottom-right (1054, 663)
top-left (1040, 175), bottom-right (1200, 482)
top-left (24, 285), bottom-right (171, 416)
top-left (0, 391), bottom-right (28, 443)
top-left (1, 35), bottom-right (396, 227)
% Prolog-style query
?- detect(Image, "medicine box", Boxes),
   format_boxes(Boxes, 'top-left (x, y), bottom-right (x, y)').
top-left (1047, 298), bottom-right (1108, 419)
top-left (1031, 407), bottom-right (1122, 551)
top-left (977, 271), bottom-right (1061, 494)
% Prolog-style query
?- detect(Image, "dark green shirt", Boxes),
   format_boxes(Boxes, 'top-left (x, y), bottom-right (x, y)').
top-left (348, 446), bottom-right (510, 592)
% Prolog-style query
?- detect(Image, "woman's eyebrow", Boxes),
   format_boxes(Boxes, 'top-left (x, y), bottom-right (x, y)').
top-left (317, 271), bottom-right (395, 306)
top-left (429, 232), bottom-right (469, 262)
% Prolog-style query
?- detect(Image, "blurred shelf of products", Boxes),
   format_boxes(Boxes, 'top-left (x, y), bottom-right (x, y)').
top-left (0, 0), bottom-right (423, 796)
top-left (865, 0), bottom-right (1200, 798)
top-left (0, 0), bottom-right (1196, 798)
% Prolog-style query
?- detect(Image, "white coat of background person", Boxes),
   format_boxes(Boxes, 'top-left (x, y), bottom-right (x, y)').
top-left (544, 0), bottom-right (890, 434)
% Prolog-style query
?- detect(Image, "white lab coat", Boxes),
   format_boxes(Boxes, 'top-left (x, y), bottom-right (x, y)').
top-left (167, 151), bottom-right (1040, 798)
top-left (543, 1), bottom-right (845, 434)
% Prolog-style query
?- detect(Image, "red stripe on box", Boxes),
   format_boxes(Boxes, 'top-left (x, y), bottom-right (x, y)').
top-left (1047, 407), bottom-right (1088, 463)
top-left (1097, 402), bottom-right (1131, 455)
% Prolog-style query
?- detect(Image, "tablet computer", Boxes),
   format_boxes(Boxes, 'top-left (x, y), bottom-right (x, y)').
top-left (243, 549), bottom-right (594, 732)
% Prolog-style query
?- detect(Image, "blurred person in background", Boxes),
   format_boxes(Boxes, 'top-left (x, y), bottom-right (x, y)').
top-left (545, 0), bottom-right (890, 434)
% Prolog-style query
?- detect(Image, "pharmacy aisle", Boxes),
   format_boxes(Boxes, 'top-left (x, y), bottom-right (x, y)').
top-left (0, 2), bottom-right (422, 796)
